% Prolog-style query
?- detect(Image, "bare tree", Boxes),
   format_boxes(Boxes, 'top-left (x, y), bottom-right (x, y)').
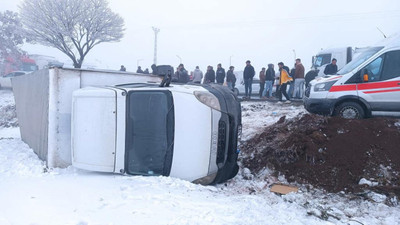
top-left (0, 11), bottom-right (26, 76)
top-left (19, 0), bottom-right (125, 68)
top-left (0, 11), bottom-right (25, 72)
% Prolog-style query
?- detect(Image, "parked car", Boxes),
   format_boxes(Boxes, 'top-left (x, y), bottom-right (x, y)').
top-left (304, 35), bottom-right (400, 119)
top-left (236, 78), bottom-right (261, 97)
top-left (236, 77), bottom-right (292, 98)
top-left (0, 71), bottom-right (28, 89)
top-left (71, 83), bottom-right (242, 185)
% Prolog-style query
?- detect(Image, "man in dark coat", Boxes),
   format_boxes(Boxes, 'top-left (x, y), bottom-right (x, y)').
top-left (177, 64), bottom-right (189, 83)
top-left (324, 58), bottom-right (338, 75)
top-left (137, 66), bottom-right (144, 73)
top-left (216, 63), bottom-right (226, 85)
top-left (243, 60), bottom-right (255, 99)
top-left (203, 66), bottom-right (216, 84)
top-left (262, 64), bottom-right (275, 98)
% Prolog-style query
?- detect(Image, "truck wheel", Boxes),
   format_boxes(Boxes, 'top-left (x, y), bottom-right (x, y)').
top-left (334, 102), bottom-right (365, 119)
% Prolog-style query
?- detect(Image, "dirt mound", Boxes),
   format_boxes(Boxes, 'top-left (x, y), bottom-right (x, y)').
top-left (242, 114), bottom-right (400, 195)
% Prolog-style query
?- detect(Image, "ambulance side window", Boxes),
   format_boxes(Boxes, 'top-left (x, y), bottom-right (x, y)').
top-left (346, 55), bottom-right (384, 84)
top-left (363, 56), bottom-right (384, 82)
top-left (381, 50), bottom-right (400, 81)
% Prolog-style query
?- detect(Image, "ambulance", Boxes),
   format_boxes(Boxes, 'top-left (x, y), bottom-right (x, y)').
top-left (304, 35), bottom-right (400, 119)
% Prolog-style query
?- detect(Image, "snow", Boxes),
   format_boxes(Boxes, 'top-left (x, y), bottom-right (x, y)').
top-left (241, 101), bottom-right (307, 141)
top-left (1, 90), bottom-right (400, 225)
top-left (359, 178), bottom-right (379, 187)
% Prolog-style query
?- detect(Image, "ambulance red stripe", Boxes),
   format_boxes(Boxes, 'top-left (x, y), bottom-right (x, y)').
top-left (330, 80), bottom-right (400, 92)
top-left (358, 80), bottom-right (400, 90)
top-left (329, 85), bottom-right (357, 92)
top-left (363, 88), bottom-right (400, 94)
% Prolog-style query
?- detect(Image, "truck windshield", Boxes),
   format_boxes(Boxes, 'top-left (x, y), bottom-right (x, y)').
top-left (314, 54), bottom-right (331, 68)
top-left (126, 90), bottom-right (174, 176)
top-left (337, 47), bottom-right (384, 75)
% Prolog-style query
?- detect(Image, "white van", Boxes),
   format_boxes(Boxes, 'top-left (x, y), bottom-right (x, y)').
top-left (304, 35), bottom-right (400, 119)
top-left (71, 83), bottom-right (242, 185)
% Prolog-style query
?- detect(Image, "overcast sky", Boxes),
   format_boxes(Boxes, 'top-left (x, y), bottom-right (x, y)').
top-left (1, 0), bottom-right (400, 73)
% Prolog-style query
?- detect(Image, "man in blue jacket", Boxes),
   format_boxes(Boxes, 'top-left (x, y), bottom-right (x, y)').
top-left (243, 60), bottom-right (255, 99)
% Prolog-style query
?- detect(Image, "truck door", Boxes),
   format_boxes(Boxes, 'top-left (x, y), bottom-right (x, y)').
top-left (357, 50), bottom-right (400, 112)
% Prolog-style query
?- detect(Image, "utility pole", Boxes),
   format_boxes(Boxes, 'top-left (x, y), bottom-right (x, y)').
top-left (152, 27), bottom-right (160, 65)
top-left (292, 49), bottom-right (296, 62)
top-left (229, 55), bottom-right (234, 66)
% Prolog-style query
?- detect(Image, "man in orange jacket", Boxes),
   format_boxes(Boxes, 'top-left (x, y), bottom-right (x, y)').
top-left (278, 62), bottom-right (293, 103)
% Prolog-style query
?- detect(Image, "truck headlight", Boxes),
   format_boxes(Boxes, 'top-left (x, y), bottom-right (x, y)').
top-left (194, 91), bottom-right (221, 111)
top-left (314, 80), bottom-right (337, 92)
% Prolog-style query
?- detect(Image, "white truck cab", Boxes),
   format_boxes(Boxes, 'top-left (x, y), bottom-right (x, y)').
top-left (71, 83), bottom-right (241, 185)
top-left (304, 35), bottom-right (400, 119)
top-left (306, 46), bottom-right (370, 82)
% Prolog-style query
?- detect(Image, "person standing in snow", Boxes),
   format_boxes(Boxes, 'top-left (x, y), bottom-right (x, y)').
top-left (259, 67), bottom-right (266, 98)
top-left (203, 66), bottom-right (216, 84)
top-left (262, 64), bottom-right (275, 98)
top-left (324, 58), bottom-right (338, 75)
top-left (216, 63), bottom-right (226, 85)
top-left (177, 64), bottom-right (189, 83)
top-left (293, 58), bottom-right (305, 98)
top-left (277, 62), bottom-right (292, 103)
top-left (288, 64), bottom-right (296, 98)
top-left (151, 64), bottom-right (158, 74)
top-left (137, 66), bottom-right (144, 73)
top-left (192, 66), bottom-right (203, 84)
top-left (226, 66), bottom-right (237, 91)
top-left (243, 60), bottom-right (255, 99)
top-left (120, 65), bottom-right (126, 71)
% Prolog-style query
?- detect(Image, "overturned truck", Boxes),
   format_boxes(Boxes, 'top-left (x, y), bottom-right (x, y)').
top-left (12, 67), bottom-right (241, 184)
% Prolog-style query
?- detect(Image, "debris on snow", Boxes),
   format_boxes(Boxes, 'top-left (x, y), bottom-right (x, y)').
top-left (270, 183), bottom-right (299, 195)
top-left (359, 178), bottom-right (379, 187)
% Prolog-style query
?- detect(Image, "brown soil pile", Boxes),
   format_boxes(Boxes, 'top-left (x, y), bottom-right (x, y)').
top-left (242, 114), bottom-right (400, 195)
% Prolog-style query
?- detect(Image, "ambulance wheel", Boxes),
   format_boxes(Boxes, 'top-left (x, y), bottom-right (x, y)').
top-left (334, 102), bottom-right (365, 119)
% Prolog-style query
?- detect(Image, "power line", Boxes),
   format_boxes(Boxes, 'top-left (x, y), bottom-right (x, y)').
top-left (158, 10), bottom-right (400, 31)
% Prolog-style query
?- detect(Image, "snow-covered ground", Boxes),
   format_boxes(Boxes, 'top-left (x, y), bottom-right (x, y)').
top-left (240, 101), bottom-right (307, 141)
top-left (0, 90), bottom-right (399, 225)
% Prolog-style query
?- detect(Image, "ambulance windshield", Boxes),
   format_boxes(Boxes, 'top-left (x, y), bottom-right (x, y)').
top-left (337, 47), bottom-right (384, 75)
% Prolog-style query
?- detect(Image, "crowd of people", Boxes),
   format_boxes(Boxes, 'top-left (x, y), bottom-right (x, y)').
top-left (121, 57), bottom-right (340, 103)
top-left (164, 59), bottom-right (305, 103)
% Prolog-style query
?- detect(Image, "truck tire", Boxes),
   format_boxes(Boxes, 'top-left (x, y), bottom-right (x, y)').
top-left (334, 102), bottom-right (365, 119)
